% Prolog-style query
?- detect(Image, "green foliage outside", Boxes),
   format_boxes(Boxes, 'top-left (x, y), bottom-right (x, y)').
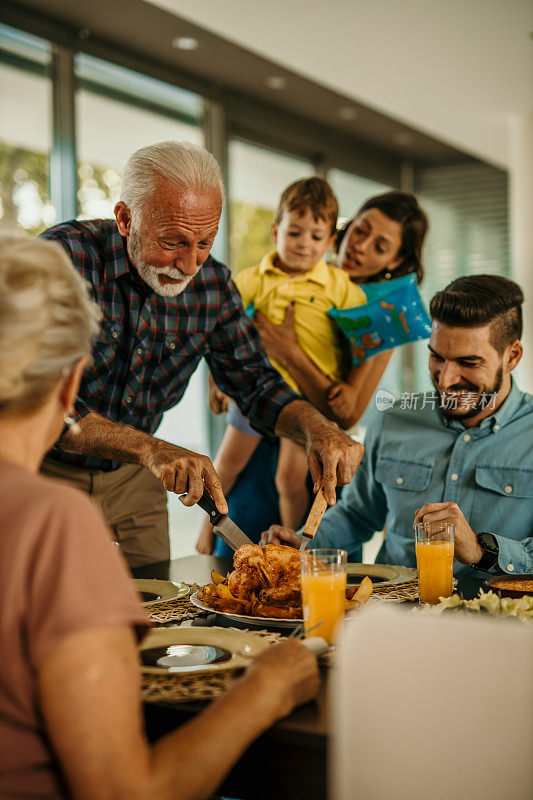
top-left (229, 201), bottom-right (273, 274)
top-left (0, 142), bottom-right (50, 235)
top-left (0, 141), bottom-right (123, 234)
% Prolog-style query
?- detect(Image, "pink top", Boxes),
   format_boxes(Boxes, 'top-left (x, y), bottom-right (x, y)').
top-left (0, 462), bottom-right (149, 798)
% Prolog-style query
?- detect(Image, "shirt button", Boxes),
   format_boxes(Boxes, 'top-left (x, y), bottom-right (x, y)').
top-left (463, 434), bottom-right (471, 442)
top-left (112, 331), bottom-right (118, 339)
top-left (507, 564), bottom-right (515, 572)
top-left (396, 476), bottom-right (404, 485)
top-left (136, 347), bottom-right (142, 355)
top-left (169, 342), bottom-right (176, 350)
top-left (504, 485), bottom-right (513, 494)
top-left (451, 473), bottom-right (458, 481)
top-left (494, 424), bottom-right (500, 431)
top-left (125, 396), bottom-right (132, 404)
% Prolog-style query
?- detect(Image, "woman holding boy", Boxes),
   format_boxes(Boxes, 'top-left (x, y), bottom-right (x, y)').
top-left (197, 187), bottom-right (428, 554)
top-left (198, 178), bottom-right (366, 551)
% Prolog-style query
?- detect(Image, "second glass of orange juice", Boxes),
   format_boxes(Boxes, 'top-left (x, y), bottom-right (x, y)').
top-left (414, 522), bottom-right (455, 604)
top-left (300, 549), bottom-right (347, 644)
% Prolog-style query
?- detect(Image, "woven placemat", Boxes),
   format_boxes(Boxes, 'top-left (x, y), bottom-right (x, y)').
top-left (145, 583), bottom-right (203, 625)
top-left (371, 580), bottom-right (419, 603)
top-left (141, 628), bottom-right (283, 703)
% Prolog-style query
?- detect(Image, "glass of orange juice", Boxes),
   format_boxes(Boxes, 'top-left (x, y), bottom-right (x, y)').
top-left (414, 522), bottom-right (455, 604)
top-left (300, 549), bottom-right (347, 644)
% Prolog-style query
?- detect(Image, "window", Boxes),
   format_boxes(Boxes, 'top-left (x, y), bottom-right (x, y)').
top-left (229, 139), bottom-right (312, 273)
top-left (412, 163), bottom-right (511, 390)
top-left (75, 54), bottom-right (203, 219)
top-left (0, 24), bottom-right (55, 234)
top-left (75, 54), bottom-right (206, 557)
top-left (329, 168), bottom-right (390, 224)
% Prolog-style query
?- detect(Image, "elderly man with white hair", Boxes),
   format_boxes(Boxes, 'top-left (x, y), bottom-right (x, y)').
top-left (40, 141), bottom-right (363, 566)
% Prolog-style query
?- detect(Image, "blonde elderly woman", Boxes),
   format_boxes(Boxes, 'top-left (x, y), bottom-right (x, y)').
top-left (0, 235), bottom-right (318, 800)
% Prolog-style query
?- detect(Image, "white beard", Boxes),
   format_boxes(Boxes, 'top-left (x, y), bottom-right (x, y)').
top-left (127, 226), bottom-right (192, 297)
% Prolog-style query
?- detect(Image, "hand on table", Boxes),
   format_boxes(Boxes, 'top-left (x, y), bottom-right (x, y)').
top-left (246, 638), bottom-right (319, 719)
top-left (144, 440), bottom-right (228, 514)
top-left (414, 502), bottom-right (483, 565)
top-left (260, 524), bottom-right (301, 549)
top-left (254, 304), bottom-right (298, 364)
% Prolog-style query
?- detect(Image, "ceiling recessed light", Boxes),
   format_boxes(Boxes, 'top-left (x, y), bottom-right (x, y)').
top-left (172, 36), bottom-right (199, 51)
top-left (392, 131), bottom-right (414, 147)
top-left (339, 107), bottom-right (358, 121)
top-left (265, 75), bottom-right (287, 90)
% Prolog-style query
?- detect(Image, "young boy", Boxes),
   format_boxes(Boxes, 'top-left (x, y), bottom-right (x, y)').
top-left (196, 177), bottom-right (365, 552)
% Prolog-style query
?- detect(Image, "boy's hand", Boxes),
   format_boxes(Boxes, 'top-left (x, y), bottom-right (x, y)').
top-left (208, 373), bottom-right (229, 414)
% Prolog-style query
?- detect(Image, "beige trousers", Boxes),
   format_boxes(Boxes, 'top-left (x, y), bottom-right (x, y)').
top-left (41, 457), bottom-right (169, 567)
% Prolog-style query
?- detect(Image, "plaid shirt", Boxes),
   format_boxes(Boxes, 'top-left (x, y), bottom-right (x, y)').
top-left (41, 219), bottom-right (297, 471)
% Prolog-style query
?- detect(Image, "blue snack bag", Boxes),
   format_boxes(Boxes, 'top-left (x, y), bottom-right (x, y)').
top-left (328, 274), bottom-right (431, 366)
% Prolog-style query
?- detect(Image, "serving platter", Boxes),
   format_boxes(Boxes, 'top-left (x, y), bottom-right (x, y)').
top-left (132, 578), bottom-right (190, 607)
top-left (190, 592), bottom-right (302, 629)
top-left (139, 626), bottom-right (270, 674)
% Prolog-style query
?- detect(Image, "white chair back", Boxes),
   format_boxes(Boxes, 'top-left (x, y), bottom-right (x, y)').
top-left (330, 604), bottom-right (533, 800)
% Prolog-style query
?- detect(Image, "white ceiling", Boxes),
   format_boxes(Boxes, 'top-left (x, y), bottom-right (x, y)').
top-left (146, 0), bottom-right (533, 170)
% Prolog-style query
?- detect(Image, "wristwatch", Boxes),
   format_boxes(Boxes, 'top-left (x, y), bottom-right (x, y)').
top-left (473, 532), bottom-right (499, 571)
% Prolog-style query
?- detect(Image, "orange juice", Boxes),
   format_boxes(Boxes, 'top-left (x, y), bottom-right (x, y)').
top-left (415, 540), bottom-right (454, 604)
top-left (301, 571), bottom-right (347, 643)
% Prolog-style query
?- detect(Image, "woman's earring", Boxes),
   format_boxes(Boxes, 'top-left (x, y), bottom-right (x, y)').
top-left (384, 272), bottom-right (392, 280)
top-left (64, 414), bottom-right (81, 435)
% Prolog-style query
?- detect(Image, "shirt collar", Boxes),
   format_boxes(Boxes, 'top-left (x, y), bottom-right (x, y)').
top-left (258, 251), bottom-right (330, 286)
top-left (444, 377), bottom-right (523, 433)
top-left (484, 377), bottom-right (523, 429)
top-left (103, 222), bottom-right (132, 282)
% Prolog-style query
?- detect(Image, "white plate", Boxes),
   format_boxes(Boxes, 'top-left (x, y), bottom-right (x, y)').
top-left (346, 563), bottom-right (417, 587)
top-left (140, 626), bottom-right (269, 674)
top-left (190, 592), bottom-right (302, 629)
top-left (133, 579), bottom-right (189, 607)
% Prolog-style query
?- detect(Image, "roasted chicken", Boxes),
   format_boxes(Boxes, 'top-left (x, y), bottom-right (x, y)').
top-left (196, 543), bottom-right (373, 620)
top-left (227, 543), bottom-right (301, 600)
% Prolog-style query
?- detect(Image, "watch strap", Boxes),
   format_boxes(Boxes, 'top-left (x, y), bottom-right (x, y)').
top-left (473, 533), bottom-right (499, 571)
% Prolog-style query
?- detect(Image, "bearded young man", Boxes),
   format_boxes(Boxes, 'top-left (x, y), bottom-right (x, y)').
top-left (262, 275), bottom-right (533, 587)
top-left (40, 141), bottom-right (362, 566)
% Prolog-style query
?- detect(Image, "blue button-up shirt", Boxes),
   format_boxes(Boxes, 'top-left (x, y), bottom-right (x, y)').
top-left (312, 381), bottom-right (533, 579)
top-left (41, 219), bottom-right (297, 471)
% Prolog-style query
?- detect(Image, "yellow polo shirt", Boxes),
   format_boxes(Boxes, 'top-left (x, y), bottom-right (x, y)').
top-left (235, 252), bottom-right (366, 393)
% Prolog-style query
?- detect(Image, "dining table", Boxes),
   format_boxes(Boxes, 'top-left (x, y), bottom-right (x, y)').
top-left (133, 554), bottom-right (487, 800)
top-left (134, 554), bottom-right (330, 800)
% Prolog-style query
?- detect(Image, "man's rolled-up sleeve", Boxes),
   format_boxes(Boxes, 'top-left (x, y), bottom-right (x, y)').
top-left (206, 276), bottom-right (298, 438)
top-left (494, 534), bottom-right (533, 575)
top-left (310, 416), bottom-right (388, 558)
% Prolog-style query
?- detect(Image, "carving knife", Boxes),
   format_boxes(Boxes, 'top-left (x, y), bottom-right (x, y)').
top-left (197, 489), bottom-right (254, 551)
